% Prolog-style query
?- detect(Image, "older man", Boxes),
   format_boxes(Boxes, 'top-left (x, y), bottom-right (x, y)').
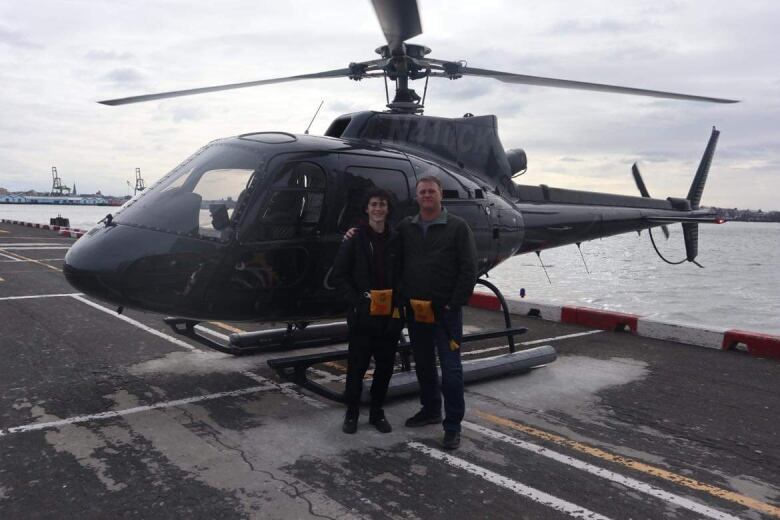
top-left (399, 175), bottom-right (477, 450)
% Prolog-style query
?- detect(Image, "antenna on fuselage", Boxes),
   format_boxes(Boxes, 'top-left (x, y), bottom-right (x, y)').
top-left (535, 251), bottom-right (552, 284)
top-left (576, 242), bottom-right (590, 275)
top-left (304, 100), bottom-right (324, 135)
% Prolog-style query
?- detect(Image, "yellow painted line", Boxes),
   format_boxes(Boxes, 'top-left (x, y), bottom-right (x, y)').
top-left (0, 229), bottom-right (9, 234)
top-left (0, 249), bottom-right (61, 271)
top-left (477, 411), bottom-right (780, 518)
top-left (208, 321), bottom-right (245, 334)
top-left (324, 361), bottom-right (347, 372)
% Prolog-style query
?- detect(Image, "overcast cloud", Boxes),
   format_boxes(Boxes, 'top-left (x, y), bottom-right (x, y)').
top-left (0, 0), bottom-right (778, 210)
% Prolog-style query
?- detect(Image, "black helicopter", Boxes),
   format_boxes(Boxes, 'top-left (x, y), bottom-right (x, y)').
top-left (64, 0), bottom-right (734, 354)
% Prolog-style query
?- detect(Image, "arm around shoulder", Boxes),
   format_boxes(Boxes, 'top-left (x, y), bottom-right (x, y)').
top-left (331, 236), bottom-right (362, 306)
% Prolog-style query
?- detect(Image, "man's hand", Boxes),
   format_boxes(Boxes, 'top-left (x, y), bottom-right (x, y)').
top-left (343, 227), bottom-right (358, 241)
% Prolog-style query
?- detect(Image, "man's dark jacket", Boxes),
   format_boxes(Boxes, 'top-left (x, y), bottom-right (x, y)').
top-left (398, 209), bottom-right (478, 308)
top-left (331, 225), bottom-right (402, 332)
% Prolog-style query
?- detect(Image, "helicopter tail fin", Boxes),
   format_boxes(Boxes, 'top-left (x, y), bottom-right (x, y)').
top-left (686, 126), bottom-right (720, 210)
top-left (682, 223), bottom-right (699, 262)
top-left (682, 126), bottom-right (719, 263)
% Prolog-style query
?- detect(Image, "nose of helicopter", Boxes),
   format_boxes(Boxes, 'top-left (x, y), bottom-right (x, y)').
top-left (63, 227), bottom-right (127, 306)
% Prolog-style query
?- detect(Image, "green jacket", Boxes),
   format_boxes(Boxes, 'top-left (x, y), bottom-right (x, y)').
top-left (398, 208), bottom-right (478, 308)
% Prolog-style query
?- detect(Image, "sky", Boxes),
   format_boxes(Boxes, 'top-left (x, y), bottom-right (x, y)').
top-left (1, 0), bottom-right (778, 210)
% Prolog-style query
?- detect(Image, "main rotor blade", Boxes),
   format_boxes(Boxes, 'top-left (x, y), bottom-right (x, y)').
top-left (98, 68), bottom-right (352, 106)
top-left (462, 66), bottom-right (739, 104)
top-left (371, 0), bottom-right (422, 53)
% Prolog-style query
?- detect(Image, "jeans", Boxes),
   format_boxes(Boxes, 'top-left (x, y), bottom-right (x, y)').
top-left (408, 306), bottom-right (465, 432)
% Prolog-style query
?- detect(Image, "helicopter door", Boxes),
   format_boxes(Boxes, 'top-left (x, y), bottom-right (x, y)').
top-left (336, 155), bottom-right (416, 231)
top-left (210, 160), bottom-right (330, 320)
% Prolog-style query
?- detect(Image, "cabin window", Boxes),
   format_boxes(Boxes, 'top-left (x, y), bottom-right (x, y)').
top-left (248, 161), bottom-right (327, 240)
top-left (192, 168), bottom-right (255, 238)
top-left (338, 166), bottom-right (410, 230)
top-left (409, 159), bottom-right (469, 199)
top-left (113, 142), bottom-right (265, 239)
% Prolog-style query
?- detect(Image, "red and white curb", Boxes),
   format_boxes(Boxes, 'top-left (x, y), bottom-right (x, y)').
top-left (468, 291), bottom-right (780, 361)
top-left (1, 219), bottom-right (88, 238)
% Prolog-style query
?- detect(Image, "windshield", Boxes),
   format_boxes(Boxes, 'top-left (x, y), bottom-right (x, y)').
top-left (115, 142), bottom-right (267, 239)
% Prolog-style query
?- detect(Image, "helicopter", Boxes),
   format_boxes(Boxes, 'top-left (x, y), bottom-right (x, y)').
top-left (63, 0), bottom-right (735, 357)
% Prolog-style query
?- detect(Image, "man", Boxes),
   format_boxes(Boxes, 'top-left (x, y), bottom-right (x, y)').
top-left (332, 188), bottom-right (403, 434)
top-left (399, 175), bottom-right (477, 450)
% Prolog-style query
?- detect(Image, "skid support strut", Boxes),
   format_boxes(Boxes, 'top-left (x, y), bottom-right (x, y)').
top-left (268, 327), bottom-right (536, 403)
top-left (269, 280), bottom-right (558, 403)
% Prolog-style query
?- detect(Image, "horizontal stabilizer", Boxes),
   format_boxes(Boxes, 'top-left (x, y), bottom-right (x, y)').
top-left (647, 216), bottom-right (727, 224)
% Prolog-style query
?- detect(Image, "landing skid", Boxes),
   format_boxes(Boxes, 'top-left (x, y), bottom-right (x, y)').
top-left (268, 327), bottom-right (544, 403)
top-left (268, 278), bottom-right (557, 403)
top-left (163, 318), bottom-right (349, 356)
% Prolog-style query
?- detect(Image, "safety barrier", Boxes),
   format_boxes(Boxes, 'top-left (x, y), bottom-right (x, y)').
top-left (0, 219), bottom-right (87, 238)
top-left (468, 291), bottom-right (780, 360)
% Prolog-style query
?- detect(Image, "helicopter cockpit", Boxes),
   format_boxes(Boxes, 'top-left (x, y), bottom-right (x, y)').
top-left (113, 141), bottom-right (265, 241)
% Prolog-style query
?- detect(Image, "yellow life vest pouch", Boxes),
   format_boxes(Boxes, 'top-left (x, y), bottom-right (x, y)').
top-left (410, 299), bottom-right (435, 324)
top-left (369, 289), bottom-right (393, 316)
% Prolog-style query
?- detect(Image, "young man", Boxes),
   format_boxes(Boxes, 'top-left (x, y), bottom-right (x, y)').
top-left (332, 188), bottom-right (403, 434)
top-left (399, 176), bottom-right (477, 449)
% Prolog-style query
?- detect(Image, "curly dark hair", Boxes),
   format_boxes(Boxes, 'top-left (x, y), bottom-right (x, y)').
top-left (362, 187), bottom-right (394, 216)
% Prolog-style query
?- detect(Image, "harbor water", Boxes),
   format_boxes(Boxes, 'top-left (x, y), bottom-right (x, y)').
top-left (2, 203), bottom-right (778, 335)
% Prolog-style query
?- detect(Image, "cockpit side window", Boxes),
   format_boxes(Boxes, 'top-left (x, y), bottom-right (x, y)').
top-left (338, 166), bottom-right (410, 231)
top-left (245, 161), bottom-right (327, 241)
top-left (113, 142), bottom-right (265, 240)
top-left (192, 168), bottom-right (255, 239)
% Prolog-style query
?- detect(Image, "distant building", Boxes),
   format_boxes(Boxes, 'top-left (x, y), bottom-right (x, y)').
top-left (0, 194), bottom-right (27, 203)
top-left (0, 187), bottom-right (8, 195)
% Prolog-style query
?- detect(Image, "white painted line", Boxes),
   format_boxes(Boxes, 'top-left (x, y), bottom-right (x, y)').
top-left (0, 293), bottom-right (82, 301)
top-left (521, 329), bottom-right (603, 345)
top-left (70, 294), bottom-right (197, 351)
top-left (0, 246), bottom-right (70, 250)
top-left (0, 257), bottom-right (65, 263)
top-left (0, 251), bottom-right (19, 261)
top-left (0, 236), bottom-right (73, 240)
top-left (242, 371), bottom-right (328, 409)
top-left (0, 384), bottom-right (277, 438)
top-left (408, 441), bottom-right (612, 519)
top-left (463, 329), bottom-right (603, 357)
top-left (0, 243), bottom-right (71, 247)
top-left (463, 422), bottom-right (741, 520)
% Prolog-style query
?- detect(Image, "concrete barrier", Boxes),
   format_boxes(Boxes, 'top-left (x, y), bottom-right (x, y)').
top-left (1, 219), bottom-right (86, 238)
top-left (469, 291), bottom-right (780, 361)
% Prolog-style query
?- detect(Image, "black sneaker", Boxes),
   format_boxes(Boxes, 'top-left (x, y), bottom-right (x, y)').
top-left (404, 409), bottom-right (442, 428)
top-left (441, 431), bottom-right (461, 450)
top-left (369, 410), bottom-right (392, 434)
top-left (342, 410), bottom-right (358, 434)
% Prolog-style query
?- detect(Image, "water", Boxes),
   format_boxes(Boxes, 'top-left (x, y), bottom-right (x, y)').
top-left (3, 204), bottom-right (778, 335)
top-left (0, 204), bottom-right (116, 231)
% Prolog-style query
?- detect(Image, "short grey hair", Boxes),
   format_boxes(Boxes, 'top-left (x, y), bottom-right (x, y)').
top-left (415, 175), bottom-right (442, 191)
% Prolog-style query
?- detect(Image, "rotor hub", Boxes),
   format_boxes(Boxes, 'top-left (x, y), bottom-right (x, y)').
top-left (374, 43), bottom-right (431, 59)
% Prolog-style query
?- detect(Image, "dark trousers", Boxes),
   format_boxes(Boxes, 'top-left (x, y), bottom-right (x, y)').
top-left (408, 306), bottom-right (465, 432)
top-left (344, 332), bottom-right (397, 412)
